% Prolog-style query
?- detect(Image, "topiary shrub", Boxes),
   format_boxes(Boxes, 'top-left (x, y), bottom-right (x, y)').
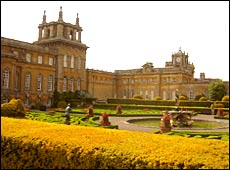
top-left (1, 98), bottom-right (26, 118)
top-left (57, 101), bottom-right (67, 108)
top-left (133, 94), bottom-right (143, 99)
top-left (179, 95), bottom-right (188, 100)
top-left (154, 96), bottom-right (162, 100)
top-left (214, 103), bottom-right (224, 108)
top-left (116, 104), bottom-right (122, 114)
top-left (33, 102), bottom-right (43, 110)
top-left (199, 97), bottom-right (208, 101)
top-left (222, 96), bottom-right (229, 102)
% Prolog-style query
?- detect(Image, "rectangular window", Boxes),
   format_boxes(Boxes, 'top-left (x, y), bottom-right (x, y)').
top-left (26, 53), bottom-right (31, 62)
top-left (123, 89), bottom-right (127, 98)
top-left (78, 56), bottom-right (81, 69)
top-left (49, 57), bottom-right (53, 65)
top-left (37, 75), bottom-right (42, 91)
top-left (38, 56), bottom-right (43, 64)
top-left (3, 69), bottom-right (9, 88)
top-left (64, 55), bottom-right (67, 67)
top-left (71, 55), bottom-right (74, 68)
top-left (48, 76), bottom-right (53, 91)
top-left (25, 73), bottom-right (31, 90)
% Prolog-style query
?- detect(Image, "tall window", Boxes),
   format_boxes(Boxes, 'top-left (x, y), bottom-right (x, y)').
top-left (123, 89), bottom-right (127, 98)
top-left (63, 77), bottom-right (67, 92)
top-left (78, 56), bottom-right (81, 69)
top-left (64, 54), bottom-right (67, 67)
top-left (38, 56), bottom-right (43, 64)
top-left (70, 77), bottom-right (74, 92)
top-left (71, 55), bottom-right (74, 68)
top-left (47, 75), bottom-right (53, 91)
top-left (49, 57), bottom-right (53, 65)
top-left (25, 72), bottom-right (31, 90)
top-left (77, 78), bottom-right (81, 91)
top-left (37, 74), bottom-right (42, 91)
top-left (26, 53), bottom-right (31, 62)
top-left (2, 68), bottom-right (9, 88)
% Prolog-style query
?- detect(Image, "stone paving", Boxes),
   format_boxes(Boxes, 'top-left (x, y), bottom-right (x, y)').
top-left (108, 114), bottom-right (229, 133)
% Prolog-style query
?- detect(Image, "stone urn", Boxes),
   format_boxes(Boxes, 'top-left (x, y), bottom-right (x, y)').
top-left (160, 111), bottom-right (172, 133)
top-left (101, 112), bottom-right (111, 126)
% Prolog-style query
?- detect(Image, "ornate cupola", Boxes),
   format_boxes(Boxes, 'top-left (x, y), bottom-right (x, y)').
top-left (34, 6), bottom-right (88, 49)
top-left (172, 47), bottom-right (189, 67)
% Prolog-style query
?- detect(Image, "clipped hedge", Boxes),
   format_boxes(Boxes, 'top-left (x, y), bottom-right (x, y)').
top-left (1, 98), bottom-right (26, 118)
top-left (1, 117), bottom-right (229, 169)
top-left (107, 99), bottom-right (229, 108)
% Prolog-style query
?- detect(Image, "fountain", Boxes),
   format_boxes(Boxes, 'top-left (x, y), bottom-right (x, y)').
top-left (168, 89), bottom-right (194, 127)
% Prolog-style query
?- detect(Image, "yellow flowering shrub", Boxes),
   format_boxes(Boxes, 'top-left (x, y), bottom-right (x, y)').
top-left (1, 117), bottom-right (229, 169)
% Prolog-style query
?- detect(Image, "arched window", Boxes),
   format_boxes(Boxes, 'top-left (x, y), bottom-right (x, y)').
top-left (37, 74), bottom-right (42, 91)
top-left (63, 77), bottom-right (67, 92)
top-left (71, 55), bottom-right (74, 68)
top-left (64, 54), bottom-right (67, 67)
top-left (2, 68), bottom-right (9, 88)
top-left (25, 72), bottom-right (31, 90)
top-left (77, 56), bottom-right (81, 69)
top-left (70, 77), bottom-right (74, 92)
top-left (42, 29), bottom-right (45, 38)
top-left (48, 75), bottom-right (53, 91)
top-left (69, 30), bottom-right (73, 40)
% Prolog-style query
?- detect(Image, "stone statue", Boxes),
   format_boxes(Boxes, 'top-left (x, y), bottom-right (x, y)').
top-left (65, 103), bottom-right (71, 125)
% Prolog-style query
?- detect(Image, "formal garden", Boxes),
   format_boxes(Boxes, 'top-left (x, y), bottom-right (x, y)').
top-left (1, 95), bottom-right (229, 169)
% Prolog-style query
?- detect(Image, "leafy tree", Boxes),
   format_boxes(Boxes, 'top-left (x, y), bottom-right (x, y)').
top-left (208, 80), bottom-right (226, 101)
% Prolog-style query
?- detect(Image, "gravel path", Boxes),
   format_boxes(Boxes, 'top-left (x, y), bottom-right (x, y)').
top-left (108, 114), bottom-right (229, 133)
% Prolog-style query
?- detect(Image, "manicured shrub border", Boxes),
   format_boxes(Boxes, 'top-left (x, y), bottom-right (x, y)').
top-left (1, 117), bottom-right (229, 169)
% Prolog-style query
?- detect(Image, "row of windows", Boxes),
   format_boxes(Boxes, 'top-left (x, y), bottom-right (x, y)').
top-left (2, 68), bottom-right (82, 93)
top-left (2, 68), bottom-right (54, 91)
top-left (15, 52), bottom-right (82, 69)
top-left (62, 77), bottom-right (81, 92)
top-left (63, 54), bottom-right (81, 69)
top-left (122, 78), bottom-right (177, 84)
top-left (21, 52), bottom-right (54, 65)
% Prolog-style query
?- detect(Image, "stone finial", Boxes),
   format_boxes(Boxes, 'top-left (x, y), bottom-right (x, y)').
top-left (42, 10), bottom-right (46, 24)
top-left (76, 13), bottom-right (79, 26)
top-left (58, 6), bottom-right (63, 21)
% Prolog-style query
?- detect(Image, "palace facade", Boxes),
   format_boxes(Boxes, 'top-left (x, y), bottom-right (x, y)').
top-left (1, 7), bottom-right (229, 106)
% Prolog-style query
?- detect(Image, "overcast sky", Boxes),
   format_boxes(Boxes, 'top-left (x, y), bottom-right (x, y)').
top-left (1, 1), bottom-right (229, 81)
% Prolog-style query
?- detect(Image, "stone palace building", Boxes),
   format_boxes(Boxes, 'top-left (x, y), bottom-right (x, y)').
top-left (1, 7), bottom-right (229, 106)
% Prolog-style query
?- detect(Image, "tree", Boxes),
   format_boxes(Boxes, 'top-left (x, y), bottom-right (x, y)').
top-left (208, 80), bottom-right (226, 101)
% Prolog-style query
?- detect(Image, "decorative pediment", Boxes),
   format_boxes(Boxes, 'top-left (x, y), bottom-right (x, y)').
top-left (142, 62), bottom-right (154, 73)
